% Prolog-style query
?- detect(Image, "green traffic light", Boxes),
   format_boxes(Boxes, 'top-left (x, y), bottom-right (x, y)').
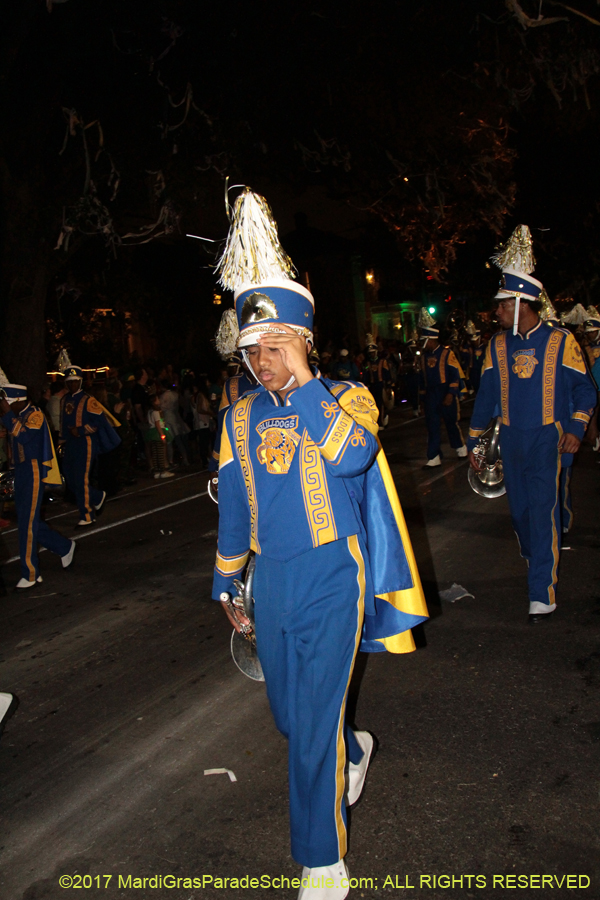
top-left (428, 306), bottom-right (436, 315)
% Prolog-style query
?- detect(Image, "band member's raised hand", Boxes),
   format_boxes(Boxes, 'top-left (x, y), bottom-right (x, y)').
top-left (256, 325), bottom-right (314, 388)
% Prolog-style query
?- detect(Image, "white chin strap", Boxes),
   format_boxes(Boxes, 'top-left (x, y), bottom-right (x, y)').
top-left (513, 297), bottom-right (520, 335)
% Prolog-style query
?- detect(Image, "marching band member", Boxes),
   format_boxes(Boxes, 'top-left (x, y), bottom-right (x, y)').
top-left (468, 226), bottom-right (596, 623)
top-left (211, 190), bottom-right (428, 900)
top-left (417, 309), bottom-right (467, 467)
top-left (58, 352), bottom-right (120, 526)
top-left (0, 367), bottom-right (75, 588)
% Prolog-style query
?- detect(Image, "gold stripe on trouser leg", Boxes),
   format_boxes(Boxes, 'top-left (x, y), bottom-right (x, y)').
top-left (334, 534), bottom-right (366, 858)
top-left (84, 435), bottom-right (93, 522)
top-left (25, 460), bottom-right (41, 581)
top-left (548, 424), bottom-right (562, 605)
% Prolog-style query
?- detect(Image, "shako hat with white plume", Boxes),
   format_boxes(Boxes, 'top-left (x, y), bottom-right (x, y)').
top-left (215, 188), bottom-right (314, 350)
top-left (417, 307), bottom-right (439, 341)
top-left (584, 305), bottom-right (600, 331)
top-left (0, 365), bottom-right (27, 401)
top-left (57, 349), bottom-right (83, 381)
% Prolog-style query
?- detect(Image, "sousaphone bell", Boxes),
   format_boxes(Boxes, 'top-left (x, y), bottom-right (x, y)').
top-left (468, 417), bottom-right (506, 499)
top-left (219, 555), bottom-right (264, 682)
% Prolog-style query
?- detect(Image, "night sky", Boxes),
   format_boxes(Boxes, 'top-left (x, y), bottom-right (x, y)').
top-left (2, 0), bottom-right (600, 382)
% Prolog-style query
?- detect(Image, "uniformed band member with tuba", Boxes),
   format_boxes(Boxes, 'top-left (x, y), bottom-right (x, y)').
top-left (57, 352), bottom-right (120, 527)
top-left (211, 189), bottom-right (428, 900)
top-left (0, 366), bottom-right (75, 588)
top-left (468, 226), bottom-right (597, 623)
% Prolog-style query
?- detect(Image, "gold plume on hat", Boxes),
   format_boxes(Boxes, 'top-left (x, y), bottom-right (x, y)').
top-left (214, 308), bottom-right (240, 360)
top-left (216, 189), bottom-right (297, 293)
top-left (491, 224), bottom-right (535, 274)
top-left (418, 307), bottom-right (437, 329)
top-left (539, 289), bottom-right (558, 322)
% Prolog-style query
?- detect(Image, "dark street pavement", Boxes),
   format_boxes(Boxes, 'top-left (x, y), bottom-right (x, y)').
top-left (1, 401), bottom-right (599, 900)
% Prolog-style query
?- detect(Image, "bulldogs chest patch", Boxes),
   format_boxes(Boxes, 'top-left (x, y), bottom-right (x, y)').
top-left (512, 348), bottom-right (538, 378)
top-left (256, 415), bottom-right (301, 474)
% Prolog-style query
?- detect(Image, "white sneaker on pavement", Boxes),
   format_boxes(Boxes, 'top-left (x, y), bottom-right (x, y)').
top-left (456, 446), bottom-right (468, 457)
top-left (160, 470), bottom-right (175, 479)
top-left (346, 730), bottom-right (375, 807)
top-left (298, 859), bottom-right (349, 900)
top-left (77, 519), bottom-right (93, 526)
top-left (61, 540), bottom-right (76, 569)
top-left (0, 692), bottom-right (19, 737)
top-left (16, 576), bottom-right (42, 589)
top-left (424, 455), bottom-right (441, 467)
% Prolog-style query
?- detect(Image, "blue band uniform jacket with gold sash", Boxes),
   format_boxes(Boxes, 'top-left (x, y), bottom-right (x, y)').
top-left (212, 373), bottom-right (428, 653)
top-left (467, 322), bottom-right (596, 455)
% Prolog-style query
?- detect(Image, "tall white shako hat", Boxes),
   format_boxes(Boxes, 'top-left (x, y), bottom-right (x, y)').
top-left (491, 224), bottom-right (543, 335)
top-left (0, 365), bottom-right (27, 401)
top-left (216, 189), bottom-right (314, 354)
top-left (57, 348), bottom-right (83, 381)
top-left (417, 307), bottom-right (439, 342)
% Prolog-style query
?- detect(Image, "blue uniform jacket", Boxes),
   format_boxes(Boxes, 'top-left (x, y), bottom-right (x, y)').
top-left (208, 372), bottom-right (256, 473)
top-left (60, 391), bottom-right (121, 454)
top-left (419, 345), bottom-right (464, 396)
top-left (2, 405), bottom-right (61, 484)
top-left (467, 321), bottom-right (596, 450)
top-left (212, 374), bottom-right (428, 653)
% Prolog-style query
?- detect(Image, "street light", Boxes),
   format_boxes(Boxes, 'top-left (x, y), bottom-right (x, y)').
top-left (428, 306), bottom-right (436, 315)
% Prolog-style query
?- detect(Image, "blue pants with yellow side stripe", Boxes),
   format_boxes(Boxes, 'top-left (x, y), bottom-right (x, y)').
top-left (15, 461), bottom-right (72, 581)
top-left (500, 424), bottom-right (563, 613)
top-left (424, 388), bottom-right (464, 460)
top-left (63, 435), bottom-right (103, 523)
top-left (254, 535), bottom-right (369, 868)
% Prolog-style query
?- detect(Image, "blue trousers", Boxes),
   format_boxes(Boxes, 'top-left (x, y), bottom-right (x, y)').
top-left (15, 461), bottom-right (71, 581)
top-left (63, 435), bottom-right (103, 523)
top-left (424, 389), bottom-right (464, 459)
top-left (500, 424), bottom-right (562, 612)
top-left (254, 535), bottom-right (368, 868)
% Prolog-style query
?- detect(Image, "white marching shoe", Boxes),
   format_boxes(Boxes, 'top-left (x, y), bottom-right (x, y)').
top-left (0, 692), bottom-right (19, 738)
top-left (346, 730), bottom-right (375, 807)
top-left (16, 576), bottom-right (42, 589)
top-left (61, 540), bottom-right (76, 569)
top-left (456, 445), bottom-right (468, 457)
top-left (298, 859), bottom-right (349, 900)
top-left (424, 455), bottom-right (441, 467)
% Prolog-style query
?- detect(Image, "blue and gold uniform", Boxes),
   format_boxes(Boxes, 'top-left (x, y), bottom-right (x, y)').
top-left (208, 372), bottom-right (255, 474)
top-left (419, 344), bottom-right (466, 460)
top-left (212, 373), bottom-right (428, 868)
top-left (467, 321), bottom-right (596, 613)
top-left (1, 404), bottom-right (71, 582)
top-left (60, 389), bottom-right (120, 524)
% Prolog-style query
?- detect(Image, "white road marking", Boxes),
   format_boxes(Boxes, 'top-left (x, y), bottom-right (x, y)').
top-left (2, 491), bottom-right (209, 565)
top-left (1, 469), bottom-right (207, 535)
